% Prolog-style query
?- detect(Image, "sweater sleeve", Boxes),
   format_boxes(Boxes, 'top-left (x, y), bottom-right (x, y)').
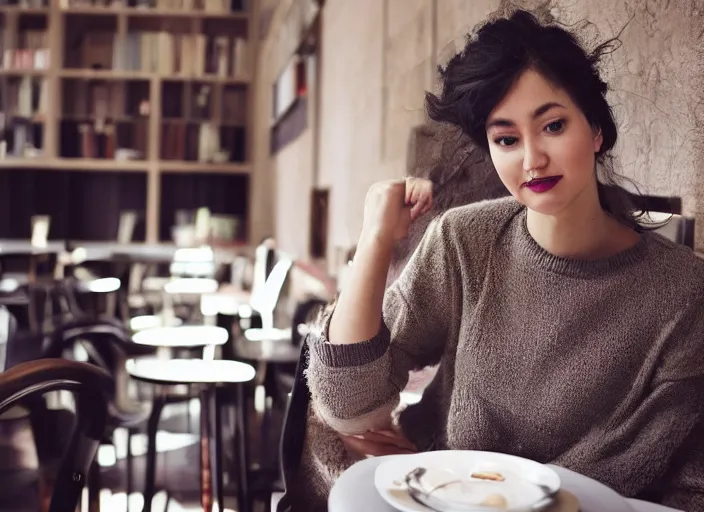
top-left (657, 418), bottom-right (704, 510)
top-left (649, 293), bottom-right (704, 509)
top-left (306, 213), bottom-right (459, 435)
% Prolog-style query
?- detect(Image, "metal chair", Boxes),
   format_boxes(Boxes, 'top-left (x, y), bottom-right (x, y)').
top-left (0, 358), bottom-right (111, 512)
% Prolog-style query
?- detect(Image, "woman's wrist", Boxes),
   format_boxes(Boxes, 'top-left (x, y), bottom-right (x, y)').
top-left (357, 227), bottom-right (396, 258)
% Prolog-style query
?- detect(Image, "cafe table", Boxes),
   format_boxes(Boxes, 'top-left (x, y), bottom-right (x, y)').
top-left (127, 357), bottom-right (255, 512)
top-left (328, 455), bottom-right (682, 512)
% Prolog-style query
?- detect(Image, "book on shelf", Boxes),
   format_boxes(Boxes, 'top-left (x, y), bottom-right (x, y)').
top-left (112, 32), bottom-right (206, 74)
top-left (6, 75), bottom-right (47, 119)
top-left (109, 31), bottom-right (248, 78)
top-left (2, 29), bottom-right (49, 70)
top-left (161, 121), bottom-right (236, 163)
top-left (63, 80), bottom-right (126, 120)
top-left (222, 86), bottom-right (246, 124)
top-left (81, 32), bottom-right (113, 70)
top-left (61, 0), bottom-right (244, 13)
top-left (197, 121), bottom-right (218, 162)
top-left (0, 0), bottom-right (49, 7)
top-left (61, 0), bottom-right (129, 7)
top-left (79, 123), bottom-right (117, 158)
top-left (160, 121), bottom-right (187, 160)
top-left (76, 118), bottom-right (147, 158)
top-left (231, 37), bottom-right (248, 79)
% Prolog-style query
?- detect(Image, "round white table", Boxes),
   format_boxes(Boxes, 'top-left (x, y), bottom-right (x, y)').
top-left (328, 456), bottom-right (682, 512)
top-left (164, 277), bottom-right (219, 295)
top-left (132, 325), bottom-right (228, 347)
top-left (129, 314), bottom-right (183, 332)
top-left (126, 358), bottom-right (256, 512)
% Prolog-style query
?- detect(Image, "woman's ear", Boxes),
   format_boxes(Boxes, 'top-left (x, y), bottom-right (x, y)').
top-left (593, 125), bottom-right (603, 153)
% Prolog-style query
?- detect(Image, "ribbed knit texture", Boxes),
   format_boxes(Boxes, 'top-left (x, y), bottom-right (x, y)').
top-left (301, 197), bottom-right (704, 511)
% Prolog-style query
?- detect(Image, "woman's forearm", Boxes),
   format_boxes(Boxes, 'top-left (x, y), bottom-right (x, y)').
top-left (328, 232), bottom-right (394, 345)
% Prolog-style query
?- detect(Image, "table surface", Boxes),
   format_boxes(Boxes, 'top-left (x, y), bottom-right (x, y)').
top-left (130, 314), bottom-right (183, 331)
top-left (132, 325), bottom-right (228, 347)
top-left (126, 357), bottom-right (256, 385)
top-left (71, 242), bottom-right (176, 261)
top-left (66, 241), bottom-right (245, 264)
top-left (328, 455), bottom-right (682, 512)
top-left (0, 240), bottom-right (65, 255)
top-left (164, 277), bottom-right (219, 295)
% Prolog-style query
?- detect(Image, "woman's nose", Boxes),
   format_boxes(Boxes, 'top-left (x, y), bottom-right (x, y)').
top-left (522, 139), bottom-right (549, 173)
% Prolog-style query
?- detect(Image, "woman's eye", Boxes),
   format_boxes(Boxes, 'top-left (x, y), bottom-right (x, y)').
top-left (545, 120), bottom-right (565, 134)
top-left (495, 136), bottom-right (518, 147)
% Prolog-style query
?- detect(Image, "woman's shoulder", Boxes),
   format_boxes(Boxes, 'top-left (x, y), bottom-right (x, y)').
top-left (641, 232), bottom-right (704, 303)
top-left (437, 196), bottom-right (522, 235)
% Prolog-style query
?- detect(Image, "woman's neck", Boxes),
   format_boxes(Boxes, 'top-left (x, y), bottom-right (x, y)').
top-left (526, 197), bottom-right (640, 261)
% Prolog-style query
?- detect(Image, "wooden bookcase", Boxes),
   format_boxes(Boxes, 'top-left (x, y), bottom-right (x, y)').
top-left (0, 0), bottom-right (255, 243)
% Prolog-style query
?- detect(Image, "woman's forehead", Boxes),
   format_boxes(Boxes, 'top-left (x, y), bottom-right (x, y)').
top-left (488, 69), bottom-right (574, 123)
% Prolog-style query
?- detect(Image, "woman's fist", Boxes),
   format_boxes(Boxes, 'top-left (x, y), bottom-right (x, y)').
top-left (361, 177), bottom-right (433, 245)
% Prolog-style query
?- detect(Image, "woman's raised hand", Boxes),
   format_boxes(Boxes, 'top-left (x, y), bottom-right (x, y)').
top-left (361, 177), bottom-right (434, 246)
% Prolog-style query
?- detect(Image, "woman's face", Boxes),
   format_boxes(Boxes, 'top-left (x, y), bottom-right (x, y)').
top-left (485, 69), bottom-right (603, 218)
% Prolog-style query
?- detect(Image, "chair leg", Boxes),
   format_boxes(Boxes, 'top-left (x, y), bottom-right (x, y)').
top-left (87, 459), bottom-right (100, 512)
top-left (200, 387), bottom-right (214, 512)
top-left (144, 396), bottom-right (166, 512)
top-left (126, 427), bottom-right (134, 509)
top-left (235, 382), bottom-right (251, 512)
top-left (213, 391), bottom-right (224, 512)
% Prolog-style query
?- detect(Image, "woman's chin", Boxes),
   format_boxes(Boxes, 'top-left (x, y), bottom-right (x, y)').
top-left (520, 194), bottom-right (570, 217)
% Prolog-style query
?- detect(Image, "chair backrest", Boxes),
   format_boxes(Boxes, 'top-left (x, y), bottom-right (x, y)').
top-left (631, 193), bottom-right (695, 249)
top-left (645, 212), bottom-right (696, 249)
top-left (249, 258), bottom-right (293, 330)
top-left (290, 298), bottom-right (327, 347)
top-left (0, 358), bottom-right (111, 512)
top-left (251, 243), bottom-right (273, 297)
top-left (117, 210), bottom-right (139, 244)
top-left (0, 306), bottom-right (17, 370)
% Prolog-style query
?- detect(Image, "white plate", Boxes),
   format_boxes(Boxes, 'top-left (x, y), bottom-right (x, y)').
top-left (374, 451), bottom-right (561, 512)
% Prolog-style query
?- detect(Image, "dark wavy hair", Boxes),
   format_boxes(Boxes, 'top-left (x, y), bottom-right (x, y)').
top-left (426, 9), bottom-right (647, 231)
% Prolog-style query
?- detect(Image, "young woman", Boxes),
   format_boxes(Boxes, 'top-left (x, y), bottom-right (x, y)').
top-left (302, 9), bottom-right (704, 511)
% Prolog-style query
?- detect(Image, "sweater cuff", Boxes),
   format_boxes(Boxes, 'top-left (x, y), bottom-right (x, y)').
top-left (308, 313), bottom-right (391, 368)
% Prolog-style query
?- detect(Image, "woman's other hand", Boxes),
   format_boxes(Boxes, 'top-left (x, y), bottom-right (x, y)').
top-left (341, 429), bottom-right (418, 460)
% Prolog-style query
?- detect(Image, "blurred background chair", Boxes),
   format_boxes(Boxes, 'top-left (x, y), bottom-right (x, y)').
top-left (0, 358), bottom-right (111, 512)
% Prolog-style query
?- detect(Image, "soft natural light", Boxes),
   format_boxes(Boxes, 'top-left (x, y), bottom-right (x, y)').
top-left (132, 325), bottom-right (228, 347)
top-left (400, 391), bottom-right (422, 405)
top-left (164, 277), bottom-right (219, 295)
top-left (173, 247), bottom-right (214, 263)
top-left (244, 327), bottom-right (291, 342)
top-left (130, 315), bottom-right (183, 331)
top-left (126, 358), bottom-right (256, 384)
top-left (98, 427), bottom-right (199, 464)
top-left (238, 304), bottom-right (253, 318)
top-left (0, 278), bottom-right (19, 293)
top-left (85, 277), bottom-right (121, 293)
top-left (200, 294), bottom-right (242, 316)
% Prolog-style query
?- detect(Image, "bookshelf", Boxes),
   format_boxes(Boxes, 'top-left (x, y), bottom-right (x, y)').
top-left (0, 0), bottom-right (255, 244)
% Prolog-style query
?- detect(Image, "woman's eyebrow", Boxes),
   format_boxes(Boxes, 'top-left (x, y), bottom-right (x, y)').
top-left (486, 102), bottom-right (567, 129)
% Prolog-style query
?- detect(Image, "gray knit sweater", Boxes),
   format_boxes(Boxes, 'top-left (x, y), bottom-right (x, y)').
top-left (302, 197), bottom-right (704, 511)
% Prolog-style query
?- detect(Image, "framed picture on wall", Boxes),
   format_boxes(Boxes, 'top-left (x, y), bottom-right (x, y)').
top-left (310, 188), bottom-right (329, 259)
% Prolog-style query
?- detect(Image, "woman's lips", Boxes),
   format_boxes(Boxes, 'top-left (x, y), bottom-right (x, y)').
top-left (522, 176), bottom-right (562, 193)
